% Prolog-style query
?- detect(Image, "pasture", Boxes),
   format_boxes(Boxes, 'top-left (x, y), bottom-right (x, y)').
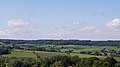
top-left (2, 45), bottom-right (120, 61)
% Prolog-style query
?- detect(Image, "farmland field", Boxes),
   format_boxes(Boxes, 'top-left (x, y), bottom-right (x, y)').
top-left (2, 45), bottom-right (120, 61)
top-left (2, 49), bottom-right (67, 58)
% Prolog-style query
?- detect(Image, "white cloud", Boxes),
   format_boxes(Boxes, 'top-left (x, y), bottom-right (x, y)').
top-left (1, 18), bottom-right (120, 40)
top-left (80, 26), bottom-right (95, 32)
top-left (51, 32), bottom-right (64, 38)
top-left (71, 21), bottom-right (101, 33)
top-left (72, 21), bottom-right (81, 25)
top-left (106, 18), bottom-right (120, 28)
top-left (0, 31), bottom-right (5, 35)
top-left (54, 19), bottom-right (120, 40)
top-left (0, 19), bottom-right (36, 39)
top-left (106, 18), bottom-right (120, 32)
top-left (7, 19), bottom-right (29, 28)
top-left (79, 26), bottom-right (100, 33)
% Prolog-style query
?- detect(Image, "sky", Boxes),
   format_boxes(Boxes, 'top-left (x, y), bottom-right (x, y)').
top-left (0, 0), bottom-right (120, 40)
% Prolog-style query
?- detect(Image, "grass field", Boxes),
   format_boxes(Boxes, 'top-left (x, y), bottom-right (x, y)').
top-left (2, 49), bottom-right (67, 58)
top-left (2, 45), bottom-right (120, 61)
top-left (60, 45), bottom-right (119, 53)
top-left (2, 50), bottom-right (37, 58)
top-left (2, 49), bottom-right (105, 59)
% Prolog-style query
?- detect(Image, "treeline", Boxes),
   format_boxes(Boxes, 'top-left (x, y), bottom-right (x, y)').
top-left (0, 39), bottom-right (120, 46)
top-left (0, 46), bottom-right (11, 55)
top-left (0, 55), bottom-right (119, 67)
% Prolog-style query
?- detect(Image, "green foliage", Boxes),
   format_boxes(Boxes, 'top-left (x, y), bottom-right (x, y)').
top-left (0, 55), bottom-right (118, 67)
top-left (104, 57), bottom-right (117, 67)
top-left (115, 62), bottom-right (120, 67)
top-left (1, 39), bottom-right (120, 46)
top-left (0, 46), bottom-right (11, 55)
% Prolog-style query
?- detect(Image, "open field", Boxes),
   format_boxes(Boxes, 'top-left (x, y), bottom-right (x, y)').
top-left (2, 49), bottom-right (104, 58)
top-left (2, 49), bottom-right (67, 58)
top-left (2, 49), bottom-right (107, 62)
top-left (2, 45), bottom-right (120, 61)
top-left (2, 49), bottom-right (37, 58)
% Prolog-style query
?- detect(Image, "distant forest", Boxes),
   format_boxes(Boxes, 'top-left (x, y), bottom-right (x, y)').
top-left (0, 39), bottom-right (120, 46)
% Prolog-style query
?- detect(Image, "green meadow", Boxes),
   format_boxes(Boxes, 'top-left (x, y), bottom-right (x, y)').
top-left (3, 45), bottom-right (119, 60)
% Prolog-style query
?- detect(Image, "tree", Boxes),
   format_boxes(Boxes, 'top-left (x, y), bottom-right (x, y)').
top-left (104, 52), bottom-right (108, 56)
top-left (10, 60), bottom-right (23, 67)
top-left (104, 57), bottom-right (117, 67)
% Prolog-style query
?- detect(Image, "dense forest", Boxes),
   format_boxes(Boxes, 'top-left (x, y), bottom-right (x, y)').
top-left (0, 39), bottom-right (120, 46)
top-left (0, 46), bottom-right (11, 55)
top-left (0, 55), bottom-right (119, 67)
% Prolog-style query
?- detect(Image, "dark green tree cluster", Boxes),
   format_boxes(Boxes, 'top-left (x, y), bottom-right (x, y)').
top-left (1, 39), bottom-right (120, 46)
top-left (0, 56), bottom-right (118, 67)
top-left (0, 57), bottom-right (41, 67)
top-left (76, 57), bottom-right (117, 67)
top-left (0, 46), bottom-right (11, 55)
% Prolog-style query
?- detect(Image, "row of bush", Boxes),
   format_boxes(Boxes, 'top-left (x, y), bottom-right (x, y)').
top-left (0, 55), bottom-right (119, 67)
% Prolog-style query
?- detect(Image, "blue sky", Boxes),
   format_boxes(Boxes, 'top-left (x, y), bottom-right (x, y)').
top-left (0, 0), bottom-right (120, 40)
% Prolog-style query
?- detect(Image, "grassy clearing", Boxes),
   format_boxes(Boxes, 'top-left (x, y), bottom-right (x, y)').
top-left (2, 49), bottom-right (67, 58)
top-left (35, 51), bottom-right (67, 58)
top-left (61, 45), bottom-right (119, 53)
top-left (2, 50), bottom-right (37, 58)
top-left (2, 45), bottom-right (120, 61)
top-left (2, 49), bottom-right (105, 59)
top-left (70, 53), bottom-right (106, 59)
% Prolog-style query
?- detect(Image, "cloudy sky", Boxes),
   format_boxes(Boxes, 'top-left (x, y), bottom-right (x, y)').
top-left (0, 0), bottom-right (120, 40)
